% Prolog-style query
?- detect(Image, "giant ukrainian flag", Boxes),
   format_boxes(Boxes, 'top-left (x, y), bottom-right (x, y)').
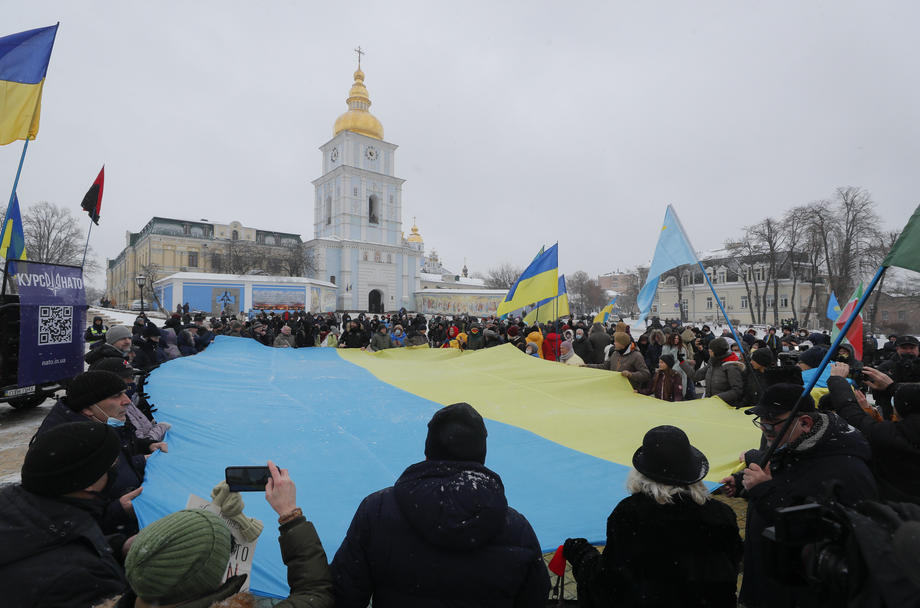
top-left (0, 24), bottom-right (58, 145)
top-left (497, 244), bottom-right (559, 318)
top-left (135, 337), bottom-right (758, 598)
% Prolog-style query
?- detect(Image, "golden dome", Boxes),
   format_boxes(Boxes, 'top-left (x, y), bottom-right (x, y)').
top-left (408, 222), bottom-right (423, 243)
top-left (333, 68), bottom-right (384, 140)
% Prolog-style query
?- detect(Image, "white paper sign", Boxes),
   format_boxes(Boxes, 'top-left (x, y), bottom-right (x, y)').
top-left (185, 493), bottom-right (259, 591)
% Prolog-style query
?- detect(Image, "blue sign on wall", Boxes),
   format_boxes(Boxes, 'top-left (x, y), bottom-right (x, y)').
top-left (14, 261), bottom-right (86, 385)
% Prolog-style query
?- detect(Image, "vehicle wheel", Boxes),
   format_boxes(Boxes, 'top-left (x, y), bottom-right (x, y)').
top-left (8, 394), bottom-right (46, 410)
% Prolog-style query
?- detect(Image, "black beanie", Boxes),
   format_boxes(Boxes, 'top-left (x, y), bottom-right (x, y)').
top-left (751, 348), bottom-right (775, 368)
top-left (659, 354), bottom-right (675, 369)
top-left (424, 402), bottom-right (488, 464)
top-left (895, 384), bottom-right (920, 418)
top-left (66, 371), bottom-right (126, 411)
top-left (89, 357), bottom-right (136, 379)
top-left (22, 422), bottom-right (120, 496)
top-left (799, 346), bottom-right (827, 369)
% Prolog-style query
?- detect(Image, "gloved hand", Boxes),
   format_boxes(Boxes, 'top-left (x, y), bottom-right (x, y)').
top-left (211, 481), bottom-right (264, 542)
top-left (562, 537), bottom-right (591, 563)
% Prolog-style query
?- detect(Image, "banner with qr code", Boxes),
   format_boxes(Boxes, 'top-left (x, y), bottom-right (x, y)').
top-left (14, 261), bottom-right (86, 386)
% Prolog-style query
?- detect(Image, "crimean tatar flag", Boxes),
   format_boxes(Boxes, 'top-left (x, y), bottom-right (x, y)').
top-left (497, 244), bottom-right (559, 318)
top-left (594, 296), bottom-right (618, 324)
top-left (826, 291), bottom-right (841, 321)
top-left (523, 275), bottom-right (569, 324)
top-left (0, 25), bottom-right (59, 145)
top-left (0, 193), bottom-right (28, 266)
top-left (81, 166), bottom-right (104, 224)
top-left (833, 282), bottom-right (864, 361)
top-left (636, 205), bottom-right (698, 323)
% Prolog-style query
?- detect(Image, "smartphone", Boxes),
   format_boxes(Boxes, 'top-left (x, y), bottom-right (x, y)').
top-left (225, 466), bottom-right (271, 492)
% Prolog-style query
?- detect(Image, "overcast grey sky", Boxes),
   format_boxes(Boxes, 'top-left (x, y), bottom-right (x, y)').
top-left (4, 1), bottom-right (919, 287)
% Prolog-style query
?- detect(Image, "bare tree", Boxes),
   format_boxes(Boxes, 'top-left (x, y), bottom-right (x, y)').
top-left (813, 187), bottom-right (881, 299)
top-left (567, 270), bottom-right (608, 314)
top-left (22, 201), bottom-right (99, 272)
top-left (484, 263), bottom-right (523, 289)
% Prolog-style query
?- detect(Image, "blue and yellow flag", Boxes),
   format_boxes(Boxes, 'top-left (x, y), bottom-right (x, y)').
top-left (826, 291), bottom-right (841, 321)
top-left (523, 275), bottom-right (569, 324)
top-left (0, 24), bottom-right (58, 145)
top-left (636, 205), bottom-right (698, 322)
top-left (497, 244), bottom-right (559, 318)
top-left (0, 194), bottom-right (27, 268)
top-left (593, 296), bottom-right (618, 324)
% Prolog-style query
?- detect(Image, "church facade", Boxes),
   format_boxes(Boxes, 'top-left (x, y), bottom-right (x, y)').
top-left (303, 64), bottom-right (423, 313)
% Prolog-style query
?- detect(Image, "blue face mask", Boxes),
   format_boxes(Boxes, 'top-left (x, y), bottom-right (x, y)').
top-left (95, 405), bottom-right (125, 428)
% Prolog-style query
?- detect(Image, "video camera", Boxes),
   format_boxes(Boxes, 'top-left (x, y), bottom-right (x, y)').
top-left (777, 351), bottom-right (800, 367)
top-left (763, 497), bottom-right (920, 606)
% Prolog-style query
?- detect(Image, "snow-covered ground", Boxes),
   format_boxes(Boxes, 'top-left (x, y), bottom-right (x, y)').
top-left (89, 307), bottom-right (166, 326)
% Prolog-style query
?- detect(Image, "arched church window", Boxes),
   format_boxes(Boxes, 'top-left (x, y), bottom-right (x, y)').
top-left (232, 230), bottom-right (239, 241)
top-left (368, 195), bottom-right (380, 224)
top-left (325, 196), bottom-right (332, 225)
top-left (374, 251), bottom-right (381, 263)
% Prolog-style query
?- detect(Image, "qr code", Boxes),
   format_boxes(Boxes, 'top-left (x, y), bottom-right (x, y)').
top-left (38, 306), bottom-right (73, 345)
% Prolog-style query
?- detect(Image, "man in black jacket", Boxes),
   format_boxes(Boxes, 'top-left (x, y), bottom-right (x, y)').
top-left (827, 365), bottom-right (920, 503)
top-left (872, 335), bottom-right (920, 419)
top-left (0, 421), bottom-right (127, 606)
top-left (721, 384), bottom-right (877, 607)
top-left (330, 402), bottom-right (551, 607)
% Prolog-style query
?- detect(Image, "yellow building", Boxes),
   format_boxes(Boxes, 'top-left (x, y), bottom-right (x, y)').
top-left (105, 217), bottom-right (303, 309)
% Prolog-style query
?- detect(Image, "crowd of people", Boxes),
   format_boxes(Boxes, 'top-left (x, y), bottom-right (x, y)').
top-left (1, 307), bottom-right (918, 606)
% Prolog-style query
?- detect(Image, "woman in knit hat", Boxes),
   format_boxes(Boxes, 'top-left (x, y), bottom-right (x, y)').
top-left (693, 337), bottom-right (746, 406)
top-left (107, 461), bottom-right (333, 608)
top-left (582, 331), bottom-right (651, 391)
top-left (638, 354), bottom-right (684, 402)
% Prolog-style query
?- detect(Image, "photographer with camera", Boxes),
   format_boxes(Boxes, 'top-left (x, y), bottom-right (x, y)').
top-left (872, 335), bottom-right (920, 419)
top-left (827, 362), bottom-right (920, 503)
top-left (719, 384), bottom-right (877, 607)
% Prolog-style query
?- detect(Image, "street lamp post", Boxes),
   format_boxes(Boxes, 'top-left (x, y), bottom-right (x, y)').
top-left (135, 275), bottom-right (146, 314)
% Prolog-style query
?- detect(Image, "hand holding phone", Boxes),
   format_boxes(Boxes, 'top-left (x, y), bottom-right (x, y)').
top-left (265, 460), bottom-right (297, 517)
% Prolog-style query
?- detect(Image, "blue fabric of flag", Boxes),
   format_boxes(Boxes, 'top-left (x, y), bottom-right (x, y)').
top-left (0, 25), bottom-right (57, 83)
top-left (0, 193), bottom-right (27, 268)
top-left (636, 206), bottom-right (698, 322)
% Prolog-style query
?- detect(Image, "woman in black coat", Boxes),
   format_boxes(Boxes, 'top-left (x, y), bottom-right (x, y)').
top-left (563, 426), bottom-right (743, 607)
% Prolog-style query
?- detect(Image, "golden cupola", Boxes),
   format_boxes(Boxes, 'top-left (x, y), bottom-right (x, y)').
top-left (407, 221), bottom-right (423, 243)
top-left (333, 67), bottom-right (384, 140)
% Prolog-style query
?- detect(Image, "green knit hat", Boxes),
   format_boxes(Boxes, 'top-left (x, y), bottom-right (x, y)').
top-left (126, 509), bottom-right (231, 603)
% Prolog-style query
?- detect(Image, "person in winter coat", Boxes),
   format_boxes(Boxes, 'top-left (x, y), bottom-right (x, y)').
top-left (693, 337), bottom-right (745, 406)
top-left (36, 371), bottom-right (166, 536)
top-left (159, 327), bottom-right (183, 359)
top-left (330, 403), bottom-right (551, 607)
top-left (872, 335), bottom-right (920, 419)
top-left (131, 325), bottom-right (167, 372)
top-left (89, 358), bottom-right (171, 443)
top-left (638, 354), bottom-right (684, 402)
top-left (740, 347), bottom-right (773, 407)
top-left (340, 321), bottom-right (368, 349)
top-left (506, 324), bottom-right (526, 352)
top-left (0, 422), bottom-right (127, 607)
top-left (525, 327), bottom-right (545, 359)
top-left (542, 323), bottom-right (562, 361)
top-left (369, 324), bottom-right (393, 351)
top-left (390, 324), bottom-right (407, 347)
top-left (827, 366), bottom-right (920, 503)
top-left (572, 326), bottom-right (593, 363)
top-left (177, 324), bottom-right (200, 356)
top-left (274, 324), bottom-right (298, 348)
top-left (465, 323), bottom-right (485, 350)
top-left (643, 329), bottom-right (664, 372)
top-left (563, 425), bottom-right (742, 607)
top-left (560, 339), bottom-right (584, 366)
top-left (85, 315), bottom-right (108, 344)
top-left (103, 461), bottom-right (333, 608)
top-left (483, 324), bottom-right (504, 348)
top-left (587, 322), bottom-right (611, 365)
top-left (720, 384), bottom-right (878, 608)
top-left (85, 324), bottom-right (134, 366)
top-left (584, 332), bottom-right (651, 390)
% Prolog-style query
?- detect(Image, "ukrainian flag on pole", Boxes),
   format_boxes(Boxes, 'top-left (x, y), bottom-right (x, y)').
top-left (593, 296), bottom-right (617, 324)
top-left (523, 275), bottom-right (569, 324)
top-left (0, 24), bottom-right (59, 145)
top-left (497, 244), bottom-right (559, 318)
top-left (636, 205), bottom-right (698, 323)
top-left (0, 194), bottom-right (27, 271)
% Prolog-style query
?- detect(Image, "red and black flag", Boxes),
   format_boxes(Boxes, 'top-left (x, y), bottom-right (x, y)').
top-left (80, 166), bottom-right (104, 224)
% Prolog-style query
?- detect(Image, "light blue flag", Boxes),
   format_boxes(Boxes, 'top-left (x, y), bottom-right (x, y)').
top-left (826, 291), bottom-right (841, 321)
top-left (636, 205), bottom-right (698, 323)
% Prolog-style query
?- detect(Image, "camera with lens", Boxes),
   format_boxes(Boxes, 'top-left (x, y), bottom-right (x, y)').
top-left (777, 351), bottom-right (800, 367)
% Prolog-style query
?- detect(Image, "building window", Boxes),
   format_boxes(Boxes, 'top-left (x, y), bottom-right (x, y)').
top-left (183, 223), bottom-right (190, 235)
top-left (780, 295), bottom-right (789, 308)
top-left (681, 274), bottom-right (689, 286)
top-left (741, 295), bottom-right (748, 309)
top-left (374, 251), bottom-right (381, 263)
top-left (368, 195), bottom-right (380, 224)
top-left (188, 252), bottom-right (198, 267)
top-left (680, 299), bottom-right (688, 312)
top-left (706, 297), bottom-right (713, 310)
top-left (754, 268), bottom-right (763, 281)
top-left (718, 271), bottom-right (726, 283)
top-left (232, 230), bottom-right (239, 240)
top-left (353, 187), bottom-right (358, 197)
top-left (899, 311), bottom-right (906, 321)
top-left (387, 253), bottom-right (392, 264)
top-left (389, 195), bottom-right (394, 205)
top-left (325, 196), bottom-right (332, 225)
top-left (363, 251), bottom-right (368, 261)
top-left (882, 311), bottom-right (889, 320)
top-left (330, 275), bottom-right (335, 284)
top-left (766, 295), bottom-right (775, 307)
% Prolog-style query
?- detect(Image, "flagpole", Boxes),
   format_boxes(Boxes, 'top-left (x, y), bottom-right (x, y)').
top-left (81, 216), bottom-right (93, 268)
top-left (698, 261), bottom-right (746, 355)
top-left (756, 264), bottom-right (887, 468)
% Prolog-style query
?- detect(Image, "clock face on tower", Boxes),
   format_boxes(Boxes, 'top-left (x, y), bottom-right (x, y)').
top-left (365, 146), bottom-right (378, 161)
top-left (330, 147), bottom-right (339, 162)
